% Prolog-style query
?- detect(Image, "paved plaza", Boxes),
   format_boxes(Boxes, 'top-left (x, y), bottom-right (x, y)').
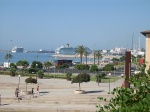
top-left (0, 75), bottom-right (124, 112)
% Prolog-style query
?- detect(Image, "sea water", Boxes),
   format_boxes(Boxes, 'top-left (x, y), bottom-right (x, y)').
top-left (0, 52), bottom-right (94, 65)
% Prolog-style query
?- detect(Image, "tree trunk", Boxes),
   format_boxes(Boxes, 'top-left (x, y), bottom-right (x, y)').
top-left (79, 82), bottom-right (81, 90)
top-left (26, 83), bottom-right (27, 91)
top-left (98, 57), bottom-right (100, 65)
top-left (86, 56), bottom-right (87, 65)
top-left (80, 55), bottom-right (82, 64)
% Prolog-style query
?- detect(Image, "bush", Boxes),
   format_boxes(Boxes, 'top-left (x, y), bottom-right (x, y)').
top-left (66, 72), bottom-right (72, 81)
top-left (97, 68), bottom-right (150, 112)
top-left (25, 77), bottom-right (37, 83)
top-left (56, 64), bottom-right (69, 69)
top-left (37, 70), bottom-right (44, 78)
top-left (103, 64), bottom-right (115, 71)
top-left (74, 64), bottom-right (90, 70)
top-left (28, 68), bottom-right (37, 74)
top-left (10, 67), bottom-right (16, 76)
top-left (90, 65), bottom-right (98, 72)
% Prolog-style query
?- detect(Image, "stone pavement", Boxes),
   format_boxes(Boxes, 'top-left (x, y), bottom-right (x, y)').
top-left (0, 75), bottom-right (124, 112)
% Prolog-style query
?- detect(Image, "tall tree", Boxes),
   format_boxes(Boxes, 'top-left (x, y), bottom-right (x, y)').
top-left (5, 53), bottom-right (13, 62)
top-left (95, 50), bottom-right (102, 65)
top-left (16, 60), bottom-right (29, 68)
top-left (84, 50), bottom-right (88, 65)
top-left (75, 45), bottom-right (85, 64)
top-left (44, 61), bottom-right (52, 69)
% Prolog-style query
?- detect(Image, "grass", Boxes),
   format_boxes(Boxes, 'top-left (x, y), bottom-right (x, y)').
top-left (0, 70), bottom-right (121, 83)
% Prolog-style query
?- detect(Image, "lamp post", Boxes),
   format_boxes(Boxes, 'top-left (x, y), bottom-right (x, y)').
top-left (36, 64), bottom-right (38, 81)
top-left (18, 75), bottom-right (20, 90)
top-left (114, 66), bottom-right (115, 84)
top-left (108, 73), bottom-right (111, 93)
top-left (121, 74), bottom-right (124, 78)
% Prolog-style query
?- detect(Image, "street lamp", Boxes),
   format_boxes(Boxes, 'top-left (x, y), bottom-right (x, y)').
top-left (36, 64), bottom-right (38, 81)
top-left (18, 75), bottom-right (21, 90)
top-left (114, 66), bottom-right (115, 84)
top-left (121, 74), bottom-right (124, 78)
top-left (108, 73), bottom-right (111, 93)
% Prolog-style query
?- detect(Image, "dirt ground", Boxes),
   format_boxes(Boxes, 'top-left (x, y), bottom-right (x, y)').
top-left (0, 75), bottom-right (123, 112)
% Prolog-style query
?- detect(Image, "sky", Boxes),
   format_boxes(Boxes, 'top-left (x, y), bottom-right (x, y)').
top-left (0, 0), bottom-right (150, 51)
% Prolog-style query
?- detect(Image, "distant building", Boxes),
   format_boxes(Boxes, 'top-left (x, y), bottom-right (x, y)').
top-left (54, 59), bottom-right (73, 66)
top-left (110, 47), bottom-right (126, 55)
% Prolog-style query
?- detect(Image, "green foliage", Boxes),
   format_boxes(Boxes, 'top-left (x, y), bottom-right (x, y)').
top-left (112, 58), bottom-right (119, 62)
top-left (72, 73), bottom-right (90, 90)
top-left (131, 55), bottom-right (136, 63)
top-left (31, 61), bottom-right (43, 69)
top-left (84, 50), bottom-right (89, 65)
top-left (97, 69), bottom-right (150, 112)
top-left (37, 70), bottom-right (44, 78)
top-left (25, 77), bottom-right (37, 83)
top-left (75, 45), bottom-right (85, 64)
top-left (95, 50), bottom-right (102, 65)
top-left (10, 63), bottom-right (17, 69)
top-left (90, 65), bottom-right (98, 72)
top-left (56, 64), bottom-right (69, 69)
top-left (74, 64), bottom-right (90, 70)
top-left (120, 55), bottom-right (125, 62)
top-left (103, 64), bottom-right (115, 71)
top-left (5, 53), bottom-right (13, 61)
top-left (72, 73), bottom-right (90, 83)
top-left (16, 60), bottom-right (29, 67)
top-left (66, 72), bottom-right (72, 81)
top-left (28, 68), bottom-right (37, 74)
top-left (147, 68), bottom-right (150, 75)
top-left (96, 73), bottom-right (106, 83)
top-left (44, 61), bottom-right (52, 68)
top-left (9, 67), bottom-right (16, 76)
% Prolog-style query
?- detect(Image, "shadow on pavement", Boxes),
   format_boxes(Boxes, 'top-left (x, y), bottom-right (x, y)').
top-left (39, 91), bottom-right (49, 94)
top-left (85, 90), bottom-right (104, 94)
top-left (0, 104), bottom-right (9, 106)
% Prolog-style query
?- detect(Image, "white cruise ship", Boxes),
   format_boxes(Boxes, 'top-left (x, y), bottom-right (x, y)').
top-left (55, 44), bottom-right (92, 55)
top-left (12, 46), bottom-right (24, 53)
top-left (55, 44), bottom-right (75, 55)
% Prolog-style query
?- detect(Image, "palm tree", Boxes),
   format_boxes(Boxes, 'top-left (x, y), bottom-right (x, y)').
top-left (93, 50), bottom-right (96, 65)
top-left (95, 50), bottom-right (102, 65)
top-left (44, 61), bottom-right (52, 69)
top-left (75, 45), bottom-right (85, 64)
top-left (5, 53), bottom-right (13, 66)
top-left (84, 50), bottom-right (88, 65)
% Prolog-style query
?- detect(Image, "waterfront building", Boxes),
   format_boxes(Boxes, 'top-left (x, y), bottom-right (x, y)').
top-left (110, 47), bottom-right (126, 55)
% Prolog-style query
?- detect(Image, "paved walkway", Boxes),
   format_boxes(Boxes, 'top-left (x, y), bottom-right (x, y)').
top-left (0, 75), bottom-right (124, 112)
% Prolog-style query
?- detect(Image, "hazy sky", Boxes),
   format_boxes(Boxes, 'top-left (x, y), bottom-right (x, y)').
top-left (0, 0), bottom-right (150, 51)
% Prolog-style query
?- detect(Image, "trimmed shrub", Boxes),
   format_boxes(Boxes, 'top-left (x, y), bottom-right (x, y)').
top-left (37, 70), bottom-right (44, 78)
top-left (25, 77), bottom-right (37, 83)
top-left (10, 67), bottom-right (16, 76)
top-left (66, 72), bottom-right (72, 81)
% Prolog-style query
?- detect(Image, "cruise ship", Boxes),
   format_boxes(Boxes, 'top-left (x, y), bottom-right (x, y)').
top-left (55, 44), bottom-right (75, 55)
top-left (12, 46), bottom-right (24, 53)
top-left (55, 44), bottom-right (92, 55)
